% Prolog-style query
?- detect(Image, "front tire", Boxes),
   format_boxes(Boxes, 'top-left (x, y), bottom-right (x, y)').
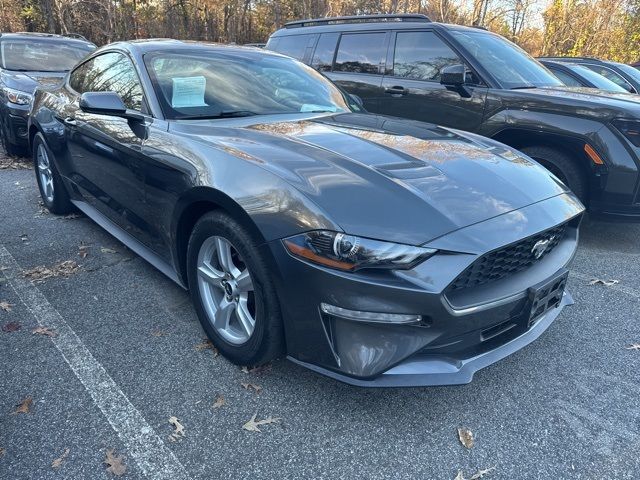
top-left (521, 145), bottom-right (588, 204)
top-left (33, 132), bottom-right (73, 215)
top-left (187, 211), bottom-right (284, 365)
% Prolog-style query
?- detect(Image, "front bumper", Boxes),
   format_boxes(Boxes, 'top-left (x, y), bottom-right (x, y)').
top-left (2, 104), bottom-right (29, 147)
top-left (266, 193), bottom-right (583, 387)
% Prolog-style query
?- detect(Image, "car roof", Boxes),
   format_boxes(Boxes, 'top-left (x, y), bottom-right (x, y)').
top-left (0, 31), bottom-right (95, 47)
top-left (94, 39), bottom-right (284, 56)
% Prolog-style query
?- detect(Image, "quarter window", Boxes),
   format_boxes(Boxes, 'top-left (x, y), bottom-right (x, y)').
top-left (583, 65), bottom-right (634, 92)
top-left (272, 35), bottom-right (308, 61)
top-left (69, 52), bottom-right (144, 111)
top-left (312, 33), bottom-right (339, 72)
top-left (393, 31), bottom-right (461, 81)
top-left (334, 33), bottom-right (386, 74)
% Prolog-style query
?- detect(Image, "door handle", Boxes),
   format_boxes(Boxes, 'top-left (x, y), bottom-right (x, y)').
top-left (64, 117), bottom-right (77, 127)
top-left (384, 86), bottom-right (407, 97)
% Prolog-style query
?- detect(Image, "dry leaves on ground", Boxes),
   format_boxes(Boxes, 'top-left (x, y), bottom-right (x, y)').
top-left (625, 343), bottom-right (640, 350)
top-left (101, 247), bottom-right (117, 254)
top-left (0, 447), bottom-right (5, 457)
top-left (241, 382), bottom-right (263, 394)
top-left (2, 321), bottom-right (21, 332)
top-left (51, 448), bottom-right (70, 469)
top-left (104, 449), bottom-right (126, 476)
top-left (151, 329), bottom-right (169, 337)
top-left (455, 467), bottom-right (496, 480)
top-left (61, 213), bottom-right (82, 220)
top-left (589, 278), bottom-right (619, 286)
top-left (32, 326), bottom-right (57, 337)
top-left (212, 395), bottom-right (226, 409)
top-left (241, 364), bottom-right (272, 375)
top-left (22, 261), bottom-right (81, 283)
top-left (195, 339), bottom-right (218, 356)
top-left (0, 302), bottom-right (14, 312)
top-left (168, 416), bottom-right (185, 442)
top-left (12, 396), bottom-right (33, 414)
top-left (242, 413), bottom-right (281, 433)
top-left (457, 427), bottom-right (474, 449)
top-left (0, 156), bottom-right (30, 170)
top-left (78, 245), bottom-right (89, 258)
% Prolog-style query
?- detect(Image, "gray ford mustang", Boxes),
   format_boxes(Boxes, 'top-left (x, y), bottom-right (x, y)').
top-left (29, 40), bottom-right (584, 387)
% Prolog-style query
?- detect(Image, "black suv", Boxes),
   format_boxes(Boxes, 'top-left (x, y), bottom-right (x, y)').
top-left (0, 32), bottom-right (95, 155)
top-left (268, 14), bottom-right (640, 220)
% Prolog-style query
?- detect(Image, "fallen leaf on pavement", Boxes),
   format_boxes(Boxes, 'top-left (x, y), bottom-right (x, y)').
top-left (455, 467), bottom-right (496, 480)
top-left (32, 326), bottom-right (57, 337)
top-left (457, 427), bottom-right (474, 449)
top-left (242, 413), bottom-right (280, 432)
top-left (23, 261), bottom-right (81, 283)
top-left (589, 278), bottom-right (619, 286)
top-left (168, 416), bottom-right (185, 442)
top-left (151, 329), bottom-right (169, 337)
top-left (455, 471), bottom-right (465, 480)
top-left (101, 247), bottom-right (117, 254)
top-left (61, 213), bottom-right (82, 220)
top-left (625, 343), bottom-right (640, 350)
top-left (20, 234), bottom-right (28, 242)
top-left (12, 396), bottom-right (33, 414)
top-left (212, 395), bottom-right (226, 409)
top-left (241, 382), bottom-right (263, 394)
top-left (0, 156), bottom-right (30, 170)
top-left (2, 321), bottom-right (21, 332)
top-left (0, 301), bottom-right (14, 312)
top-left (78, 245), bottom-right (89, 258)
top-left (51, 448), bottom-right (70, 469)
top-left (195, 339), bottom-right (218, 356)
top-left (0, 447), bottom-right (5, 456)
top-left (104, 449), bottom-right (126, 476)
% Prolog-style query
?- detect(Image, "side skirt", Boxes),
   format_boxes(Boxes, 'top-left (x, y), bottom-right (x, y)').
top-left (71, 199), bottom-right (187, 290)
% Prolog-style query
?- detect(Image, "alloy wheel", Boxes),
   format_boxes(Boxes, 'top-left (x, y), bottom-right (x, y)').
top-left (196, 236), bottom-right (256, 345)
top-left (37, 143), bottom-right (55, 203)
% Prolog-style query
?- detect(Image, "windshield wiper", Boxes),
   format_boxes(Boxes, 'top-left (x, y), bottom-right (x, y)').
top-left (178, 110), bottom-right (258, 120)
top-left (510, 85), bottom-right (538, 90)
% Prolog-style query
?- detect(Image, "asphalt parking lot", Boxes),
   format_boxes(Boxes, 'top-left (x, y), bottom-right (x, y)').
top-left (0, 153), bottom-right (639, 480)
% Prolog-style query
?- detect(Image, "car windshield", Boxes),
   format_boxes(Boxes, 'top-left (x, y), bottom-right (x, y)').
top-left (567, 64), bottom-right (628, 92)
top-left (0, 40), bottom-right (94, 72)
top-left (451, 30), bottom-right (563, 89)
top-left (613, 62), bottom-right (640, 83)
top-left (144, 50), bottom-right (353, 119)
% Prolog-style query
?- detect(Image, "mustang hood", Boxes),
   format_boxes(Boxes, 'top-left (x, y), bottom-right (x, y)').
top-left (175, 113), bottom-right (571, 245)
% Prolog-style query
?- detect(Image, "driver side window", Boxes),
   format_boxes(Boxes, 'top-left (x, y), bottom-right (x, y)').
top-left (69, 52), bottom-right (144, 111)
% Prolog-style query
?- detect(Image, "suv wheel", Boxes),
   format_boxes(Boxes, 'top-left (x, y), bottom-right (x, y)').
top-left (187, 211), bottom-right (284, 365)
top-left (33, 132), bottom-right (73, 214)
top-left (521, 146), bottom-right (588, 203)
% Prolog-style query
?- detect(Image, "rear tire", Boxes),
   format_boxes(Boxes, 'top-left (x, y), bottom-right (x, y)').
top-left (521, 145), bottom-right (588, 204)
top-left (33, 132), bottom-right (73, 215)
top-left (187, 211), bottom-right (284, 365)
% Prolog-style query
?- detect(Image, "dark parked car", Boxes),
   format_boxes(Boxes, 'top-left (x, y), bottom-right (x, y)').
top-left (539, 56), bottom-right (640, 94)
top-left (29, 40), bottom-right (584, 387)
top-left (0, 32), bottom-right (95, 155)
top-left (539, 59), bottom-right (628, 93)
top-left (268, 15), bottom-right (640, 220)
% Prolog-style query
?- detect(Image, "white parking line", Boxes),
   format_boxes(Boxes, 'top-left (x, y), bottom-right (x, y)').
top-left (571, 271), bottom-right (640, 300)
top-left (0, 245), bottom-right (190, 480)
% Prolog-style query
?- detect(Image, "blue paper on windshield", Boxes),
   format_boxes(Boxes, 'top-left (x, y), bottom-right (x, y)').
top-left (171, 76), bottom-right (207, 108)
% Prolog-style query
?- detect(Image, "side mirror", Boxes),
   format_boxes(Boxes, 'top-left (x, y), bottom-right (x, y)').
top-left (349, 93), bottom-right (364, 108)
top-left (79, 92), bottom-right (144, 121)
top-left (440, 64), bottom-right (466, 87)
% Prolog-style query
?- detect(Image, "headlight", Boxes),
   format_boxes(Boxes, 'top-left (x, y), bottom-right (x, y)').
top-left (4, 87), bottom-right (33, 106)
top-left (612, 119), bottom-right (640, 147)
top-left (283, 230), bottom-right (437, 272)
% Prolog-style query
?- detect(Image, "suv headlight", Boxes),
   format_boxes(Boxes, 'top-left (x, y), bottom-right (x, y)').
top-left (283, 230), bottom-right (437, 272)
top-left (4, 87), bottom-right (33, 106)
top-left (612, 119), bottom-right (640, 147)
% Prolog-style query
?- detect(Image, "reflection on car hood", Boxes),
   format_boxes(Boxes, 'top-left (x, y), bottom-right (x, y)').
top-left (1, 70), bottom-right (66, 93)
top-left (173, 113), bottom-right (571, 245)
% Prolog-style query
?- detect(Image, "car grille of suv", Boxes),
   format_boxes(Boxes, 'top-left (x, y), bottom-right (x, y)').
top-left (449, 223), bottom-right (568, 291)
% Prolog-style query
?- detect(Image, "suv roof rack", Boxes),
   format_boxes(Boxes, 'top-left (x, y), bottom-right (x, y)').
top-left (63, 32), bottom-right (89, 41)
top-left (284, 14), bottom-right (431, 29)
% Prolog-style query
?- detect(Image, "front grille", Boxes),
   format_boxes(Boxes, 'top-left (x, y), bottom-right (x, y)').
top-left (449, 223), bottom-right (568, 291)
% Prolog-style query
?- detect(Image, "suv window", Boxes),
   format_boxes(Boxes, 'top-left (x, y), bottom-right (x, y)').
top-left (70, 52), bottom-right (144, 111)
top-left (582, 65), bottom-right (634, 92)
top-left (271, 35), bottom-right (308, 61)
top-left (393, 31), bottom-right (461, 81)
top-left (334, 33), bottom-right (386, 74)
top-left (311, 33), bottom-right (339, 72)
top-left (548, 67), bottom-right (582, 87)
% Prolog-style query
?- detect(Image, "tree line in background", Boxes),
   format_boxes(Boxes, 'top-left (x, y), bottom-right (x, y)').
top-left (0, 0), bottom-right (639, 63)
